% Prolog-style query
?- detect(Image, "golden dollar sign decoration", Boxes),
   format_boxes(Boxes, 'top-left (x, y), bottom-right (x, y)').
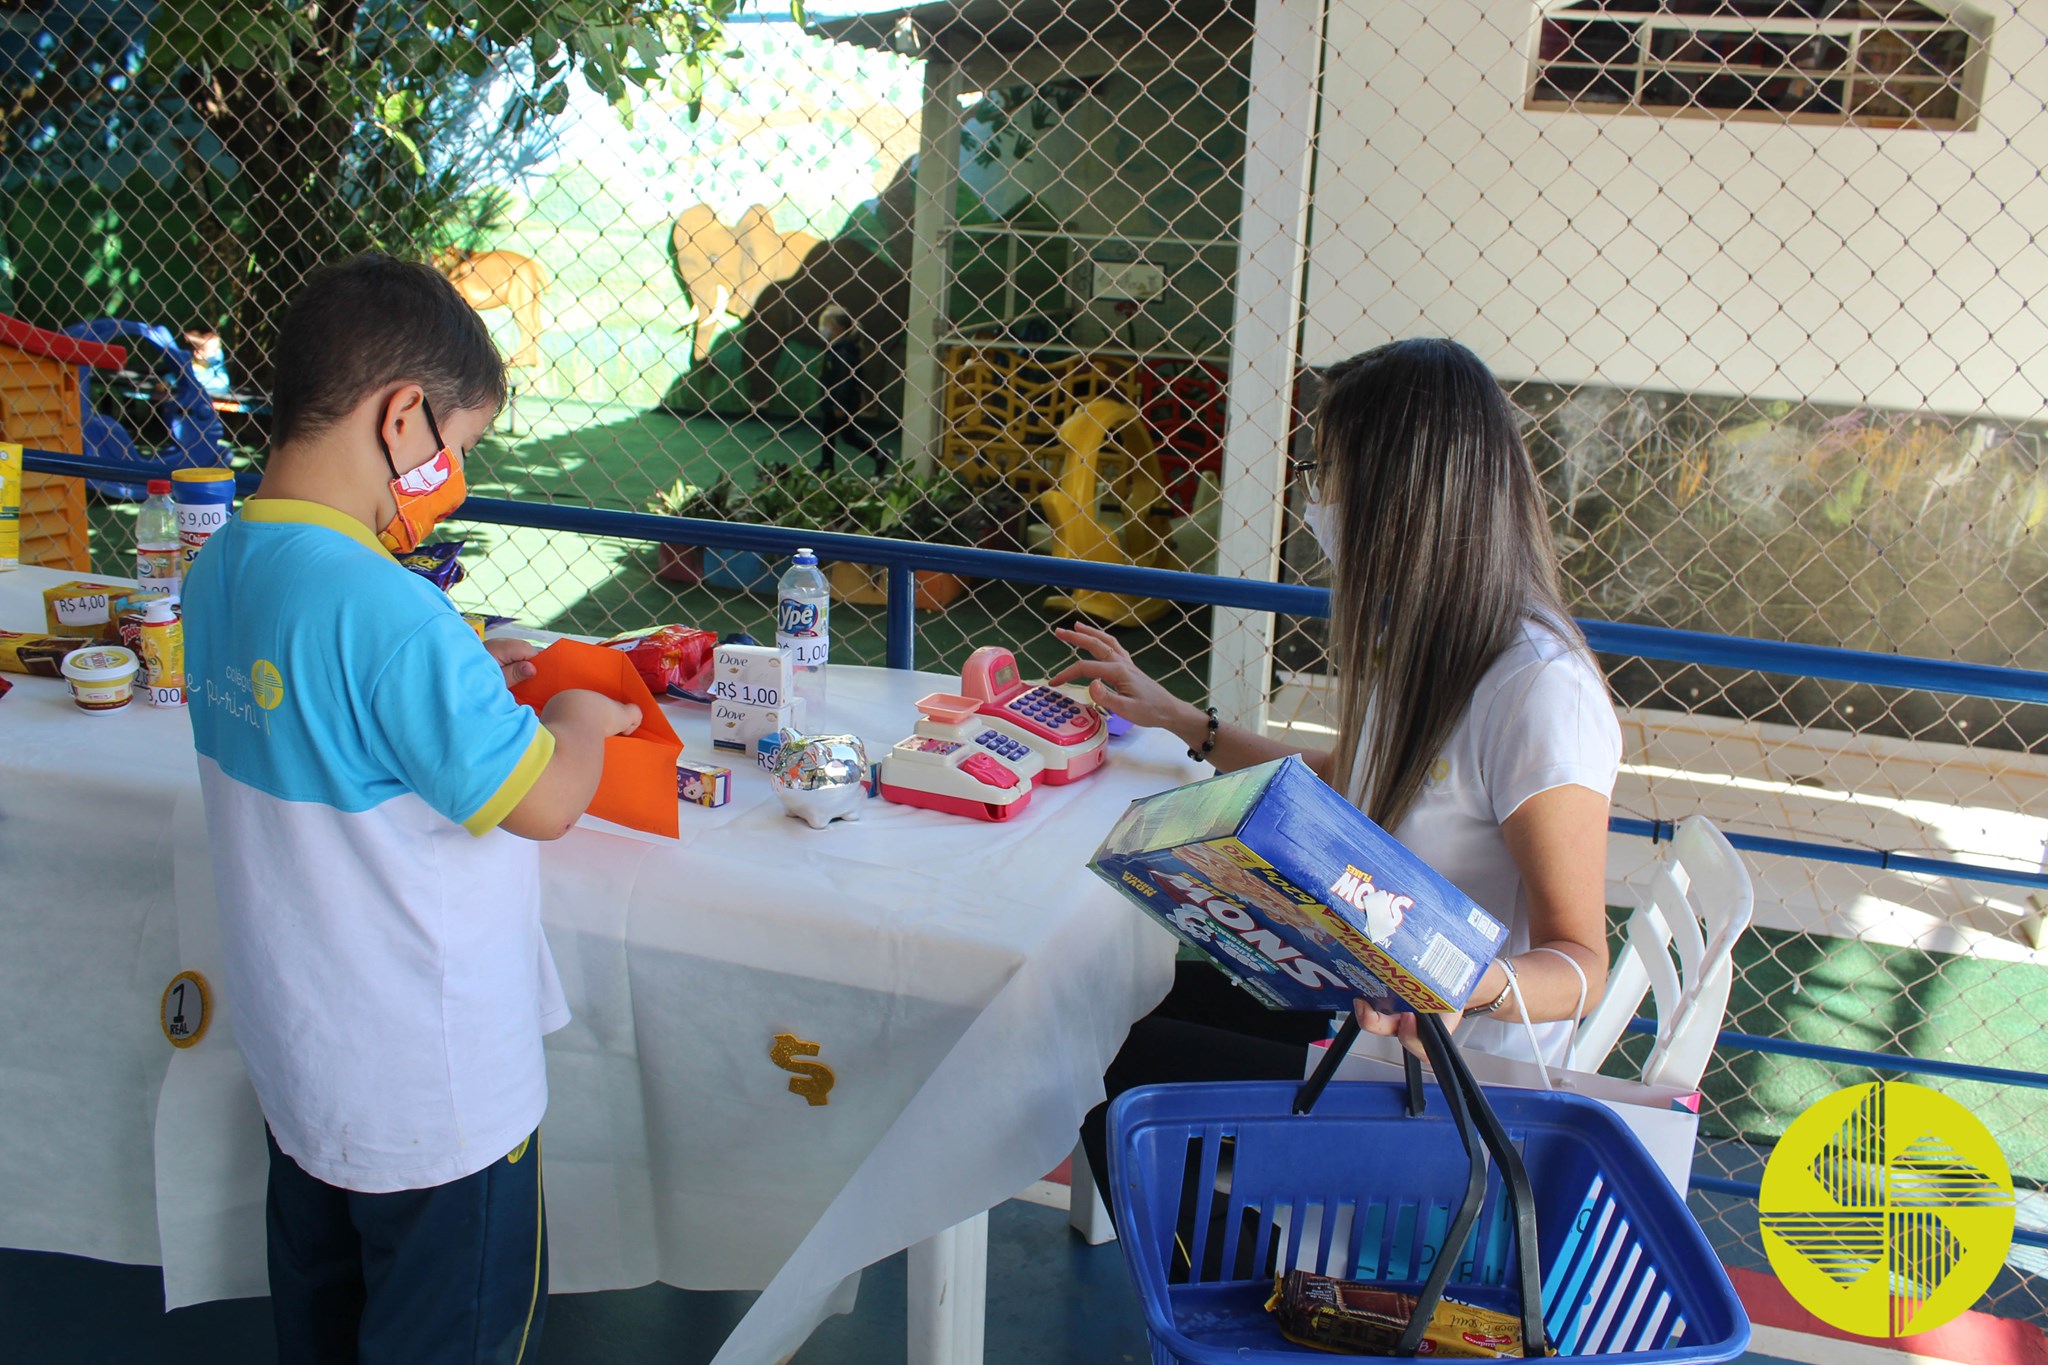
top-left (770, 1033), bottom-right (836, 1106)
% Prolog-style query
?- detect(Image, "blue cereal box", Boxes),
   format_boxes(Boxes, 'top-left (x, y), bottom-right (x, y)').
top-left (1088, 755), bottom-right (1505, 1013)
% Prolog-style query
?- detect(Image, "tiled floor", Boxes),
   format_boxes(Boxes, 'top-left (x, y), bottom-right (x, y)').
top-left (4, 1192), bottom-right (1834, 1365)
top-left (3, 1199), bottom-right (1157, 1365)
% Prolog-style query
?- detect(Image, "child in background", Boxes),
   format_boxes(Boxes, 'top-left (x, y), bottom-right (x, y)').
top-left (182, 323), bottom-right (232, 396)
top-left (814, 304), bottom-right (885, 477)
top-left (181, 254), bottom-right (642, 1365)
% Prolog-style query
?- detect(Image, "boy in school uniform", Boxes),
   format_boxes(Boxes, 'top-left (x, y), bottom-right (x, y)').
top-left (182, 254), bottom-right (643, 1364)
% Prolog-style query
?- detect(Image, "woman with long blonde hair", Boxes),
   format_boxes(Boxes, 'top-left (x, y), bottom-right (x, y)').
top-left (1064, 338), bottom-right (1621, 1197)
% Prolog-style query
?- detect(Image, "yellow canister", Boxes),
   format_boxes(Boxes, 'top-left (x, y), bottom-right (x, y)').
top-left (138, 598), bottom-right (186, 708)
top-left (0, 441), bottom-right (21, 571)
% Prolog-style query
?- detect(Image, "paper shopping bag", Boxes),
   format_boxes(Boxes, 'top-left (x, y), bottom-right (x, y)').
top-left (1308, 1030), bottom-right (1702, 1194)
top-left (512, 638), bottom-right (683, 838)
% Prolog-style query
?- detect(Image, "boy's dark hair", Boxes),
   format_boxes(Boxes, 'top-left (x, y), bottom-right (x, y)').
top-left (269, 253), bottom-right (506, 450)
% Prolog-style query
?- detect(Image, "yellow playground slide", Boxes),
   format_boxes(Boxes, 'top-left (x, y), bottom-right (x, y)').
top-left (1039, 399), bottom-right (1179, 627)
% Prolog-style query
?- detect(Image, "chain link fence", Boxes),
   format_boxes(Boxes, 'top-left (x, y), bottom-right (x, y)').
top-left (8, 0), bottom-right (2047, 1324)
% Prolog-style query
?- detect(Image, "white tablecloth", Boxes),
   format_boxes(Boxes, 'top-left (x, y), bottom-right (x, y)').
top-left (0, 565), bottom-right (1186, 1363)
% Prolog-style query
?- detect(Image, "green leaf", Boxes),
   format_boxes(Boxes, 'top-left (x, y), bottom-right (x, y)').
top-left (385, 128), bottom-right (427, 176)
top-left (789, 0), bottom-right (807, 24)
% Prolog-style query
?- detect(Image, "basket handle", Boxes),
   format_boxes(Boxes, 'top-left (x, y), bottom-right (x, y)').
top-left (1396, 1013), bottom-right (1495, 1357)
top-left (1289, 1015), bottom-right (1431, 1118)
top-left (1418, 1014), bottom-right (1554, 1358)
top-left (1291, 1012), bottom-right (1553, 1357)
top-left (1293, 1013), bottom-right (1361, 1115)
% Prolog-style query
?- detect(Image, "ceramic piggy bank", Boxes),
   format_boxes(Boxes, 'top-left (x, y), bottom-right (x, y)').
top-left (768, 731), bottom-right (871, 830)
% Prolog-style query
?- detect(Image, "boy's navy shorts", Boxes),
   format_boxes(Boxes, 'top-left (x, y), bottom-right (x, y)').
top-left (264, 1126), bottom-right (548, 1365)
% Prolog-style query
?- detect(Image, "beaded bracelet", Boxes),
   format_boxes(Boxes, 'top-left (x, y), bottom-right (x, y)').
top-left (1187, 706), bottom-right (1220, 763)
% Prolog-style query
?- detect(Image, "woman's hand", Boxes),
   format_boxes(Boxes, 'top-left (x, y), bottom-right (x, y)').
top-left (1048, 622), bottom-right (1200, 734)
top-left (484, 636), bottom-right (540, 688)
top-left (1354, 996), bottom-right (1465, 1061)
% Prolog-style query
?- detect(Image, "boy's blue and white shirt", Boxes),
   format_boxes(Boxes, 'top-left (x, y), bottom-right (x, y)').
top-left (184, 499), bottom-right (568, 1193)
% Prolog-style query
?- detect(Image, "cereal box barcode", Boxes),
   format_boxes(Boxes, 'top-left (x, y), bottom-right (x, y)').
top-left (1419, 934), bottom-right (1476, 995)
top-left (1467, 905), bottom-right (1500, 940)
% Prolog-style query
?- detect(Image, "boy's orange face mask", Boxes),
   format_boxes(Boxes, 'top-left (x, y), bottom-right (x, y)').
top-left (376, 397), bottom-right (468, 555)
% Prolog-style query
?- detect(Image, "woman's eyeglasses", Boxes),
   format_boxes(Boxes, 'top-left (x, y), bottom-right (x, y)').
top-left (1288, 457), bottom-right (1323, 493)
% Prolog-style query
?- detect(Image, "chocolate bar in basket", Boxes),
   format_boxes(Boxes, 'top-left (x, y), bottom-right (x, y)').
top-left (1087, 756), bottom-right (1505, 1014)
top-left (1267, 1270), bottom-right (1526, 1358)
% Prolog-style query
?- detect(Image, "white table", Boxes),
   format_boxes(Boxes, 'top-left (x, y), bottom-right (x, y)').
top-left (0, 564), bottom-right (1188, 1364)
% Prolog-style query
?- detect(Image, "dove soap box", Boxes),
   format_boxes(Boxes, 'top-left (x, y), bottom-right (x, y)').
top-left (1086, 755), bottom-right (1504, 1014)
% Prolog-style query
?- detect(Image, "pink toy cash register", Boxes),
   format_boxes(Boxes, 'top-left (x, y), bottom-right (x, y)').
top-left (878, 646), bottom-right (1109, 821)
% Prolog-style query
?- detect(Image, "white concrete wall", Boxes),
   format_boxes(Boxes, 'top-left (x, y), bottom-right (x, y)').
top-left (1302, 0), bottom-right (2048, 421)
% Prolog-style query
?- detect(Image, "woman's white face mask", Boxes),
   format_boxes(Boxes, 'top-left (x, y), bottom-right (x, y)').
top-left (1304, 499), bottom-right (1340, 568)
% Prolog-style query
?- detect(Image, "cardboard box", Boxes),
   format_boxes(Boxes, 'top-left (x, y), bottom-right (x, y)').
top-left (42, 580), bottom-right (169, 640)
top-left (676, 759), bottom-right (731, 808)
top-left (711, 642), bottom-right (791, 708)
top-left (711, 696), bottom-right (803, 752)
top-left (511, 638), bottom-right (683, 838)
top-left (0, 629), bottom-right (96, 677)
top-left (1088, 755), bottom-right (1505, 1013)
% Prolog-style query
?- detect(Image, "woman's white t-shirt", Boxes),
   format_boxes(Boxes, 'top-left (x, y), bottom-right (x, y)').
top-left (1342, 619), bottom-right (1623, 1064)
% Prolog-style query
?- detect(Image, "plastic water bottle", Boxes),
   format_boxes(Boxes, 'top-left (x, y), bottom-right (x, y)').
top-left (776, 549), bottom-right (830, 725)
top-left (136, 480), bottom-right (181, 589)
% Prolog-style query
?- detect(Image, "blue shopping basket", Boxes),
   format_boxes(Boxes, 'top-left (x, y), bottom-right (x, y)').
top-left (1108, 1078), bottom-right (1750, 1365)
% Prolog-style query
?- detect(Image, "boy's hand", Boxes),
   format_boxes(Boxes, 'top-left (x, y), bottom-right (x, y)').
top-left (542, 688), bottom-right (643, 736)
top-left (503, 691), bottom-right (646, 840)
top-left (484, 636), bottom-right (539, 688)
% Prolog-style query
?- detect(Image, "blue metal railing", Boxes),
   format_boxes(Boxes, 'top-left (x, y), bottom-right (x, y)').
top-left (30, 447), bottom-right (2048, 895)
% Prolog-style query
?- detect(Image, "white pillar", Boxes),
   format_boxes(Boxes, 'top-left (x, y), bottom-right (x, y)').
top-left (1210, 0), bottom-right (1326, 730)
top-left (901, 61), bottom-right (964, 479)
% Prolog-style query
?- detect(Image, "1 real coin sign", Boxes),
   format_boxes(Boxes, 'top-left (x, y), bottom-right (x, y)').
top-left (160, 970), bottom-right (212, 1048)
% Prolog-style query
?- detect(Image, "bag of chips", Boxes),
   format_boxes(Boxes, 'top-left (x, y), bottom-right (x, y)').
top-left (397, 540), bottom-right (466, 592)
top-left (599, 624), bottom-right (718, 699)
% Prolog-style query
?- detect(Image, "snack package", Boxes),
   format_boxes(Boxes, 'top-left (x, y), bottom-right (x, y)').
top-left (1088, 755), bottom-right (1505, 1013)
top-left (43, 580), bottom-right (171, 640)
top-left (677, 759), bottom-right (732, 807)
top-left (1, 630), bottom-right (98, 677)
top-left (396, 540), bottom-right (465, 592)
top-left (600, 625), bottom-right (718, 699)
top-left (0, 441), bottom-right (21, 570)
top-left (1266, 1272), bottom-right (1525, 1358)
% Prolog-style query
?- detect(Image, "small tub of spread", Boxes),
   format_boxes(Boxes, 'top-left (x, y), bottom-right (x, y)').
top-left (60, 645), bottom-right (140, 713)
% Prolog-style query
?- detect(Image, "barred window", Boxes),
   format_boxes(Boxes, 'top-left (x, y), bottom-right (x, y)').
top-left (1526, 0), bottom-right (1984, 130)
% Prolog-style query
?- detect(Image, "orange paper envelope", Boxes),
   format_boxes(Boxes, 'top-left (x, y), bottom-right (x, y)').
top-left (512, 638), bottom-right (683, 838)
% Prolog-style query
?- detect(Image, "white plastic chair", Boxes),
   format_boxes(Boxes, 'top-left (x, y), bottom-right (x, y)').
top-left (1068, 814), bottom-right (1755, 1243)
top-left (1568, 814), bottom-right (1754, 1091)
